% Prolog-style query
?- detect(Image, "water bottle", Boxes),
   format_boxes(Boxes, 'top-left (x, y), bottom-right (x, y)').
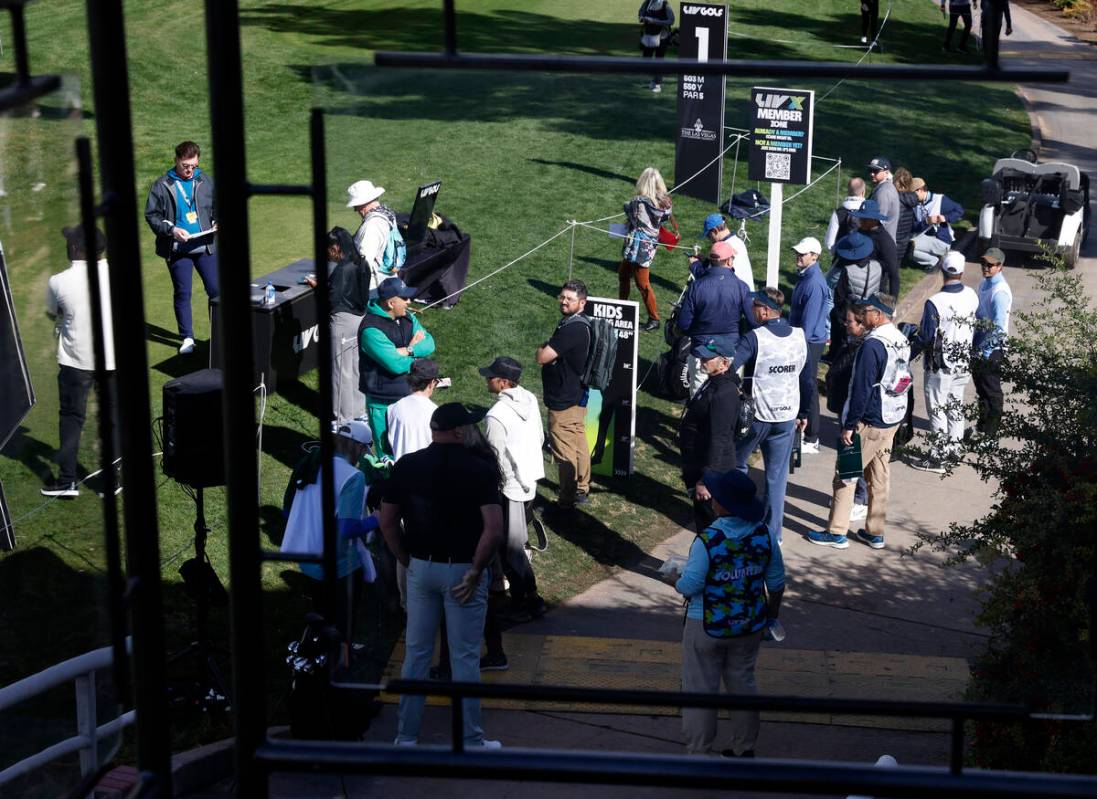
top-left (264, 280), bottom-right (276, 307)
top-left (765, 618), bottom-right (786, 643)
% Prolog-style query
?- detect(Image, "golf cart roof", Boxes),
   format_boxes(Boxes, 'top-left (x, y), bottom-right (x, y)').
top-left (992, 158), bottom-right (1082, 190)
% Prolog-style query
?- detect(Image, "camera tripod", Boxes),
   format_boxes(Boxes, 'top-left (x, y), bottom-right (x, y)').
top-left (167, 485), bottom-right (231, 714)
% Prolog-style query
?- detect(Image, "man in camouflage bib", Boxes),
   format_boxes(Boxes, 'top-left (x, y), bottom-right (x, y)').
top-left (672, 469), bottom-right (785, 758)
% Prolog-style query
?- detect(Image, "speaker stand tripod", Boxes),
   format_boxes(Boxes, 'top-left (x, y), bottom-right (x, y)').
top-left (168, 485), bottom-right (231, 714)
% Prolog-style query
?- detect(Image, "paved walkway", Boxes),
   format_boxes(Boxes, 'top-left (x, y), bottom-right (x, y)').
top-left (190, 5), bottom-right (1096, 797)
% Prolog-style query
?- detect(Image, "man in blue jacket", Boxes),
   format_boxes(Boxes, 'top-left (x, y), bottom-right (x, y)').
top-left (909, 177), bottom-right (964, 273)
top-left (678, 239), bottom-right (755, 396)
top-left (732, 289), bottom-right (811, 545)
top-left (788, 236), bottom-right (828, 454)
top-left (807, 294), bottom-right (910, 551)
top-left (144, 140), bottom-right (219, 355)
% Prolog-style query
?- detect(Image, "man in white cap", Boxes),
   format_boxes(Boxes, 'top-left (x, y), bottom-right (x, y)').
top-left (912, 251), bottom-right (978, 473)
top-left (347, 179), bottom-right (404, 291)
top-left (281, 419), bottom-right (379, 653)
top-left (788, 236), bottom-right (828, 454)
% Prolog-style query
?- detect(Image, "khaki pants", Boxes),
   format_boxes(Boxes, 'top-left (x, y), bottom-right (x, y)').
top-left (681, 618), bottom-right (762, 756)
top-left (548, 405), bottom-right (590, 506)
top-left (827, 422), bottom-right (898, 538)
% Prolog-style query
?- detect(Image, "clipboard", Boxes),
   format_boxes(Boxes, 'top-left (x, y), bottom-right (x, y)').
top-left (835, 433), bottom-right (863, 481)
top-left (187, 228), bottom-right (216, 241)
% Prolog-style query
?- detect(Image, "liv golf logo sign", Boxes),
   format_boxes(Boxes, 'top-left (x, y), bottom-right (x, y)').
top-left (748, 86), bottom-right (815, 185)
top-left (674, 3), bottom-right (728, 204)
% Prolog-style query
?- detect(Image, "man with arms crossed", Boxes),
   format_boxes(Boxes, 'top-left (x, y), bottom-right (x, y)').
top-left (536, 279), bottom-right (592, 510)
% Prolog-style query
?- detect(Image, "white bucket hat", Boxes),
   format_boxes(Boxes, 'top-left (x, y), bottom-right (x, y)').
top-left (346, 179), bottom-right (385, 208)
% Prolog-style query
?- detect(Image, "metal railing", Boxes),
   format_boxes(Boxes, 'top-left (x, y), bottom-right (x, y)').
top-left (0, 641), bottom-right (134, 788)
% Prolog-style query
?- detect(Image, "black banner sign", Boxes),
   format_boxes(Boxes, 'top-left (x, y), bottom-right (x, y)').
top-left (583, 298), bottom-right (639, 478)
top-left (674, 3), bottom-right (728, 204)
top-left (747, 86), bottom-right (815, 185)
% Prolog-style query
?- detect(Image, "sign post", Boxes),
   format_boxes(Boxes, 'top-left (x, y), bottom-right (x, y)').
top-left (583, 297), bottom-right (639, 478)
top-left (674, 3), bottom-right (728, 204)
top-left (747, 86), bottom-right (815, 288)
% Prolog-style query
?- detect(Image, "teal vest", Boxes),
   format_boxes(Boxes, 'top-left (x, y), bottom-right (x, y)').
top-left (699, 523), bottom-right (771, 638)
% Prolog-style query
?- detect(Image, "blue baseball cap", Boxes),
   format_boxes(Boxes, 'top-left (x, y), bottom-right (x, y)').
top-left (377, 277), bottom-right (418, 300)
top-left (853, 294), bottom-right (895, 316)
top-left (835, 230), bottom-right (874, 261)
top-left (750, 290), bottom-right (782, 312)
top-left (691, 335), bottom-right (736, 361)
top-left (699, 213), bottom-right (726, 239)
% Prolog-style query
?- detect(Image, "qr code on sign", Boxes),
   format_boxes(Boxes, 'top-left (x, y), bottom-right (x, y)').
top-left (765, 152), bottom-right (792, 181)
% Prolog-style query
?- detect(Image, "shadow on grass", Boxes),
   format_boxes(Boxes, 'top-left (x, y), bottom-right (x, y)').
top-left (528, 158), bottom-right (636, 185)
top-left (0, 425), bottom-right (57, 482)
top-left (577, 255), bottom-right (682, 294)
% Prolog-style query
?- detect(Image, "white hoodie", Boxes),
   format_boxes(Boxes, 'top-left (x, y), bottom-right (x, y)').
top-left (484, 385), bottom-right (546, 502)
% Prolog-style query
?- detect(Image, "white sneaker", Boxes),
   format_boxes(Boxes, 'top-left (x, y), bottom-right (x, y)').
top-left (475, 739), bottom-right (503, 749)
top-left (179, 337), bottom-right (196, 355)
top-left (393, 738), bottom-right (418, 746)
top-left (800, 440), bottom-right (821, 455)
top-left (849, 503), bottom-right (868, 521)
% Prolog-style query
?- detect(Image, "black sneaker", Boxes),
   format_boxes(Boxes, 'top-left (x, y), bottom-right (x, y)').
top-left (641, 319), bottom-right (660, 332)
top-left (910, 457), bottom-right (946, 475)
top-left (480, 652), bottom-right (509, 672)
top-left (574, 492), bottom-right (591, 506)
top-left (429, 665), bottom-right (452, 681)
top-left (720, 749), bottom-right (755, 758)
top-left (41, 479), bottom-right (79, 499)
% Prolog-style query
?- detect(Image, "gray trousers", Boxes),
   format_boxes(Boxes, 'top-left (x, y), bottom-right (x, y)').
top-left (910, 231), bottom-right (950, 268)
top-left (924, 368), bottom-right (970, 460)
top-left (331, 311), bottom-right (364, 422)
top-left (681, 618), bottom-right (763, 756)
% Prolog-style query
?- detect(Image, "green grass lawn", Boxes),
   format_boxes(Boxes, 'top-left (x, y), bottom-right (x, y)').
top-left (0, 0), bottom-right (1030, 771)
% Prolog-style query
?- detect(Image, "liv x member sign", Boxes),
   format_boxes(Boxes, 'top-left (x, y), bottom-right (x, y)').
top-left (674, 3), bottom-right (728, 204)
top-left (583, 298), bottom-right (639, 478)
top-left (747, 86), bottom-right (815, 286)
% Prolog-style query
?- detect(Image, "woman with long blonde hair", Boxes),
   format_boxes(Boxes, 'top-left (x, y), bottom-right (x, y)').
top-left (621, 166), bottom-right (673, 332)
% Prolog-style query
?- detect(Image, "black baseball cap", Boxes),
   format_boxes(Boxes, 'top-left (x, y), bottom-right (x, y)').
top-left (409, 359), bottom-right (440, 381)
top-left (867, 156), bottom-right (892, 172)
top-left (430, 402), bottom-right (485, 431)
top-left (478, 356), bottom-right (523, 382)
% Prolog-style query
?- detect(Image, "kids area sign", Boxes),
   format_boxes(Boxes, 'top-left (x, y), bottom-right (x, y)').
top-left (583, 298), bottom-right (639, 478)
top-left (674, 3), bottom-right (728, 204)
top-left (747, 87), bottom-right (815, 185)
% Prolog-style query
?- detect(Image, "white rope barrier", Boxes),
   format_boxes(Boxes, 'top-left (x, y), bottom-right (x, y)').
top-left (418, 224), bottom-right (575, 310)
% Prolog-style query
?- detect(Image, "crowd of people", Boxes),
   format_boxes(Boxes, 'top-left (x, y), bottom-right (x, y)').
top-left (36, 141), bottom-right (1014, 756)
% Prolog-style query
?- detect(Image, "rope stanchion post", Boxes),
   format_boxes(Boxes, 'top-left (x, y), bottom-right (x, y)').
top-left (567, 219), bottom-right (576, 280)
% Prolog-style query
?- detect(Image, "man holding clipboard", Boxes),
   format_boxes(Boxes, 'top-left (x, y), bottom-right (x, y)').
top-left (807, 293), bottom-right (910, 551)
top-left (144, 140), bottom-right (219, 355)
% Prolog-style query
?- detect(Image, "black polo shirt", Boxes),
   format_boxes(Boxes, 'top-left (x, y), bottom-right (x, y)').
top-left (541, 315), bottom-right (590, 411)
top-left (385, 442), bottom-right (502, 562)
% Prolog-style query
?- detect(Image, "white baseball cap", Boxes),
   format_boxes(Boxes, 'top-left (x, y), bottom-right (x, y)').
top-left (942, 251), bottom-right (966, 275)
top-left (346, 179), bottom-right (385, 208)
top-left (791, 236), bottom-right (822, 255)
top-left (336, 419), bottom-right (373, 446)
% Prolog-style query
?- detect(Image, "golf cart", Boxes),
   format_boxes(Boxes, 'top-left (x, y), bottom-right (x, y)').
top-left (977, 149), bottom-right (1090, 268)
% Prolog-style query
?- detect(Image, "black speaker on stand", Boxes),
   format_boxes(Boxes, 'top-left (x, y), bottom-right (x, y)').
top-left (161, 369), bottom-right (231, 713)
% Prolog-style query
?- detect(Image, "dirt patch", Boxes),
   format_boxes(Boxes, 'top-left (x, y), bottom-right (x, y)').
top-left (1012, 0), bottom-right (1097, 44)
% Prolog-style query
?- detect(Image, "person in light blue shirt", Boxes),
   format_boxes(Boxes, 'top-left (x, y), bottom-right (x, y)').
top-left (788, 236), bottom-right (829, 451)
top-left (672, 469), bottom-right (784, 759)
top-left (972, 248), bottom-right (1012, 440)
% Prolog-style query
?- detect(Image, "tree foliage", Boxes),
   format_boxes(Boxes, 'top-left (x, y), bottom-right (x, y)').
top-left (912, 261), bottom-right (1097, 771)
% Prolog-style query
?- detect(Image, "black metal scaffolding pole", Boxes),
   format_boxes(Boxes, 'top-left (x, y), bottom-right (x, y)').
top-left (203, 1), bottom-right (267, 796)
top-left (84, 0), bottom-right (172, 790)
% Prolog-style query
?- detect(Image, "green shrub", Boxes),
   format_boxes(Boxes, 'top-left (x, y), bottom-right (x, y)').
top-left (913, 261), bottom-right (1097, 772)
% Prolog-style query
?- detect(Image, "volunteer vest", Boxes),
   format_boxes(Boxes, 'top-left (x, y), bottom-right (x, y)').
top-left (928, 286), bottom-right (979, 371)
top-left (699, 523), bottom-right (771, 639)
top-left (752, 326), bottom-right (806, 423)
top-left (866, 323), bottom-right (911, 425)
top-left (358, 312), bottom-right (416, 403)
top-left (281, 457), bottom-right (361, 574)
